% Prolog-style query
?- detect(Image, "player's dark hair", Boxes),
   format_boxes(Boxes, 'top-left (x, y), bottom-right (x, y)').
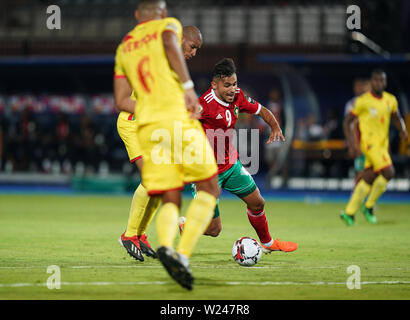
top-left (212, 58), bottom-right (236, 80)
top-left (371, 69), bottom-right (386, 78)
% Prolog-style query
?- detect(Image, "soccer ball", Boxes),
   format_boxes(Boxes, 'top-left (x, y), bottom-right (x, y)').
top-left (232, 237), bottom-right (262, 266)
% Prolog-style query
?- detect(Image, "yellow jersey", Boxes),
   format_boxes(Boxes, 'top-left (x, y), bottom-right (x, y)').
top-left (114, 18), bottom-right (188, 126)
top-left (117, 91), bottom-right (137, 122)
top-left (351, 91), bottom-right (398, 150)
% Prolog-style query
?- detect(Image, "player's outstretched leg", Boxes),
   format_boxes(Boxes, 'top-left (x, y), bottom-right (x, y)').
top-left (243, 189), bottom-right (298, 253)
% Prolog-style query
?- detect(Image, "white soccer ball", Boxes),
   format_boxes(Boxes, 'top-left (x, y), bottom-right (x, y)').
top-left (232, 237), bottom-right (262, 266)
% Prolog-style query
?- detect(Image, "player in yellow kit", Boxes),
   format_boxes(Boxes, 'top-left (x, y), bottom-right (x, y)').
top-left (116, 26), bottom-right (203, 262)
top-left (341, 70), bottom-right (408, 226)
top-left (113, 0), bottom-right (219, 290)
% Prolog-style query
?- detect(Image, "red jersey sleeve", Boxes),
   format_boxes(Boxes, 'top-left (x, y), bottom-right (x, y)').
top-left (237, 89), bottom-right (262, 114)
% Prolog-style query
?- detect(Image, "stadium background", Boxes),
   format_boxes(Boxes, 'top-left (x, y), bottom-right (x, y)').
top-left (0, 0), bottom-right (409, 197)
top-left (1, 0), bottom-right (410, 301)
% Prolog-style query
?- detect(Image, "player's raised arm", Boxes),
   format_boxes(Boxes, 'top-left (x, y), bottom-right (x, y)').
top-left (392, 110), bottom-right (409, 141)
top-left (258, 106), bottom-right (285, 143)
top-left (162, 29), bottom-right (199, 117)
top-left (343, 112), bottom-right (361, 158)
top-left (113, 77), bottom-right (137, 114)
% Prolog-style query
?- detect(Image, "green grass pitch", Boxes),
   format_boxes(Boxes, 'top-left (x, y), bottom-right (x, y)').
top-left (0, 194), bottom-right (409, 300)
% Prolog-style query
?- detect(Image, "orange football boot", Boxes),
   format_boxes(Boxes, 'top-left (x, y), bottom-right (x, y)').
top-left (261, 239), bottom-right (298, 253)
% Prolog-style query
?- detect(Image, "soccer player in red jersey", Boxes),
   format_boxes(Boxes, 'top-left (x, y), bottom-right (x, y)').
top-left (180, 58), bottom-right (298, 253)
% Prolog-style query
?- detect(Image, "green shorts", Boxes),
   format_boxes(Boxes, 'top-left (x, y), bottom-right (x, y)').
top-left (218, 160), bottom-right (257, 198)
top-left (191, 160), bottom-right (257, 219)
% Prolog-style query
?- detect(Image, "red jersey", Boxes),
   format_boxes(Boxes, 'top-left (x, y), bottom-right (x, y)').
top-left (199, 87), bottom-right (262, 174)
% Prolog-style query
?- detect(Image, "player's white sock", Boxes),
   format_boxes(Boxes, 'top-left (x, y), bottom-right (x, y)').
top-left (262, 239), bottom-right (274, 247)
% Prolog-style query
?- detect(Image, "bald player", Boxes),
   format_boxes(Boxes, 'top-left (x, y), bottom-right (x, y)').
top-left (115, 25), bottom-right (203, 262)
top-left (181, 26), bottom-right (202, 60)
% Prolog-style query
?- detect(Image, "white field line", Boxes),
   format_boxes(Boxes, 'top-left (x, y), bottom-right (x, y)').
top-left (0, 281), bottom-right (168, 288)
top-left (226, 281), bottom-right (410, 286)
top-left (0, 265), bottom-right (340, 270)
top-left (0, 280), bottom-right (410, 288)
top-left (0, 265), bottom-right (409, 270)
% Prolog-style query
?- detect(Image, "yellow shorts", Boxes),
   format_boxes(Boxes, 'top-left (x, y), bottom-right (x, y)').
top-left (362, 143), bottom-right (392, 172)
top-left (137, 119), bottom-right (218, 196)
top-left (117, 111), bottom-right (143, 163)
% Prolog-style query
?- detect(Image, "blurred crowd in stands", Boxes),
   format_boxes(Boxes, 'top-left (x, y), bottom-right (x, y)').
top-left (0, 93), bottom-right (121, 175)
top-left (0, 89), bottom-right (349, 177)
